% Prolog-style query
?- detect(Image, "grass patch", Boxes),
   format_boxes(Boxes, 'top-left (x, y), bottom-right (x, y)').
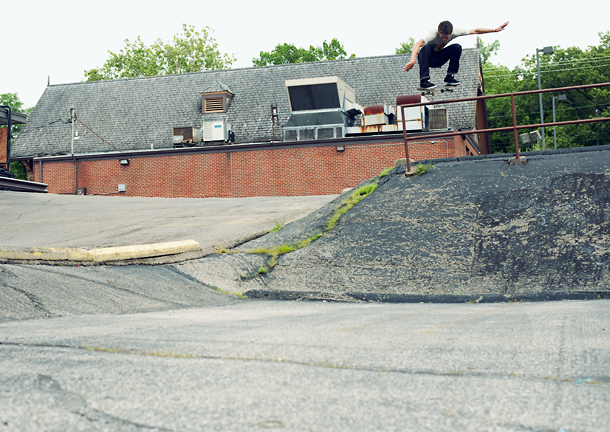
top-left (258, 265), bottom-right (269, 274)
top-left (379, 166), bottom-right (393, 178)
top-left (216, 288), bottom-right (248, 300)
top-left (325, 180), bottom-right (380, 231)
top-left (269, 218), bottom-right (286, 233)
top-left (228, 167), bottom-right (393, 277)
top-left (413, 162), bottom-right (436, 176)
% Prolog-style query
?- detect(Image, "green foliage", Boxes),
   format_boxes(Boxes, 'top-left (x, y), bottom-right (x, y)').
top-left (414, 163), bottom-right (436, 176)
top-left (225, 167), bottom-right (391, 277)
top-left (9, 161), bottom-right (27, 180)
top-left (483, 31), bottom-right (610, 153)
top-left (479, 39), bottom-right (501, 65)
top-left (258, 265), bottom-right (269, 274)
top-left (252, 38), bottom-right (354, 66)
top-left (325, 180), bottom-right (379, 231)
top-left (84, 24), bottom-right (235, 81)
top-left (395, 38), bottom-right (416, 55)
top-left (379, 166), bottom-right (394, 178)
top-left (269, 218), bottom-right (286, 233)
top-left (0, 93), bottom-right (24, 111)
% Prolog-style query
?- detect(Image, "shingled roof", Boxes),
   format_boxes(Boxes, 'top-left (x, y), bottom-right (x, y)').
top-left (12, 49), bottom-right (481, 158)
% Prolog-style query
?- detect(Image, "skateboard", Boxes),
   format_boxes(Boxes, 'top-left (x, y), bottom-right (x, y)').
top-left (417, 83), bottom-right (458, 96)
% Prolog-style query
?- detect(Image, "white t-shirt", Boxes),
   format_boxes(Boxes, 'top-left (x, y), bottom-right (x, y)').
top-left (422, 28), bottom-right (469, 51)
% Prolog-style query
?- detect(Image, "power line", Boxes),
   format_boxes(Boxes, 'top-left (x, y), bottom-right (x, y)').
top-left (75, 118), bottom-right (122, 153)
top-left (483, 53), bottom-right (610, 78)
top-left (539, 54), bottom-right (610, 67)
top-left (484, 60), bottom-right (610, 78)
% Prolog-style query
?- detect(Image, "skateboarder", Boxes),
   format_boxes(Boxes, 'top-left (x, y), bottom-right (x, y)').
top-left (403, 21), bottom-right (509, 90)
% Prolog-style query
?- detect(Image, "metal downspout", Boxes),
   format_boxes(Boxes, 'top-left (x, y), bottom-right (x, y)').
top-left (71, 108), bottom-right (78, 194)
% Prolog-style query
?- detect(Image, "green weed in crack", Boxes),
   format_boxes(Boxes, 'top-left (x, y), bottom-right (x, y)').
top-left (220, 167), bottom-right (393, 277)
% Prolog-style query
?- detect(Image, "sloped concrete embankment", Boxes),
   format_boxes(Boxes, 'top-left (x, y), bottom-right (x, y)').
top-left (193, 148), bottom-right (610, 302)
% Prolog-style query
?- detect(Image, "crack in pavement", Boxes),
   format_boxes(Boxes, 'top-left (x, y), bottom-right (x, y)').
top-left (2, 341), bottom-right (608, 387)
top-left (0, 373), bottom-right (173, 431)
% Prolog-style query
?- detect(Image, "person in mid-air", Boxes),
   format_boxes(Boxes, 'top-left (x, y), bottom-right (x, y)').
top-left (403, 21), bottom-right (509, 90)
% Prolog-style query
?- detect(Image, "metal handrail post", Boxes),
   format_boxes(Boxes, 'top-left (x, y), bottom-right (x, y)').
top-left (511, 94), bottom-right (520, 159)
top-left (401, 105), bottom-right (411, 173)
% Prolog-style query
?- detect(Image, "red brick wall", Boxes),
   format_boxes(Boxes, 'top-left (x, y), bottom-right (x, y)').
top-left (34, 137), bottom-right (467, 197)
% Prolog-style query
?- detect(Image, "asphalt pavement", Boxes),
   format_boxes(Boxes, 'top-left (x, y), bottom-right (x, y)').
top-left (0, 191), bottom-right (340, 321)
top-left (0, 191), bottom-right (339, 252)
top-left (1, 300), bottom-right (609, 431)
top-left (2, 148), bottom-right (610, 431)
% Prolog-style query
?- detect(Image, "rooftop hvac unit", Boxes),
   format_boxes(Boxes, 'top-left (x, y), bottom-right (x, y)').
top-left (428, 108), bottom-right (448, 131)
top-left (282, 76), bottom-right (362, 142)
top-left (285, 76), bottom-right (356, 112)
top-left (203, 120), bottom-right (233, 142)
top-left (173, 127), bottom-right (202, 146)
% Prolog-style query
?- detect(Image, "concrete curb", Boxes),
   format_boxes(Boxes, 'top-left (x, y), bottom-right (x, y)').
top-left (245, 290), bottom-right (607, 303)
top-left (0, 240), bottom-right (200, 262)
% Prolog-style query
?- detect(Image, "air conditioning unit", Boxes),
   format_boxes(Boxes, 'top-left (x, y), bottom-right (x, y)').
top-left (203, 120), bottom-right (232, 142)
top-left (173, 127), bottom-right (202, 146)
top-left (396, 104), bottom-right (428, 132)
top-left (428, 108), bottom-right (448, 131)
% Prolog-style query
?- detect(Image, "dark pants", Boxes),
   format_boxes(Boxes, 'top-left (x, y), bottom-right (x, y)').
top-left (418, 44), bottom-right (462, 81)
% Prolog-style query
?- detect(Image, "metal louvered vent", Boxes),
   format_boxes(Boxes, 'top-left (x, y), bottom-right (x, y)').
top-left (204, 98), bottom-right (224, 113)
top-left (428, 108), bottom-right (448, 131)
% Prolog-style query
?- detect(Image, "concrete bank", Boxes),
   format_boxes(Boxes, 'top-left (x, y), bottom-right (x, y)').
top-left (196, 146), bottom-right (610, 302)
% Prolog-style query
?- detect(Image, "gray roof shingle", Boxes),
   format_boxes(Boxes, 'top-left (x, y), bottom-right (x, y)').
top-left (13, 49), bottom-right (480, 158)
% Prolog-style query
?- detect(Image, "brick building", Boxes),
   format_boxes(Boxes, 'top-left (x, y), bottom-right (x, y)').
top-left (11, 50), bottom-right (487, 197)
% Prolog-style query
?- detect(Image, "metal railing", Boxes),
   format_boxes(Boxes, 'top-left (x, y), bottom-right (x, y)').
top-left (397, 82), bottom-right (610, 173)
top-left (0, 176), bottom-right (48, 193)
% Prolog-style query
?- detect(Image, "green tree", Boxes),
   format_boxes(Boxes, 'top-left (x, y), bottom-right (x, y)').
top-left (395, 38), bottom-right (415, 55)
top-left (483, 32), bottom-right (610, 153)
top-left (84, 24), bottom-right (235, 81)
top-left (479, 39), bottom-right (501, 65)
top-left (252, 38), bottom-right (354, 66)
top-left (1, 93), bottom-right (31, 179)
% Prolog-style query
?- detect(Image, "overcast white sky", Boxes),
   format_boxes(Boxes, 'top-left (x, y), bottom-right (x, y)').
top-left (2, 0), bottom-right (607, 109)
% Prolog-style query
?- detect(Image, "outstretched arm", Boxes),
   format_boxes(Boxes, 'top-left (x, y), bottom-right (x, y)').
top-left (403, 39), bottom-right (426, 72)
top-left (469, 21), bottom-right (509, 35)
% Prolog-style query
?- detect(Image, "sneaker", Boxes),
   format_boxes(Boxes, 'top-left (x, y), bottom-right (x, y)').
top-left (419, 79), bottom-right (437, 89)
top-left (444, 75), bottom-right (460, 86)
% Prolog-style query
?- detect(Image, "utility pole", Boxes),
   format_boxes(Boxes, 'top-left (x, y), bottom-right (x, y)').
top-left (536, 46), bottom-right (554, 149)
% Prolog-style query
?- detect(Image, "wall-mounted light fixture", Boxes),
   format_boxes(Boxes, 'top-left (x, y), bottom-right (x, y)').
top-left (119, 159), bottom-right (129, 165)
top-left (336, 145), bottom-right (345, 152)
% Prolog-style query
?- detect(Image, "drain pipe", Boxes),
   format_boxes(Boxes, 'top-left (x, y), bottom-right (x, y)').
top-left (0, 106), bottom-right (11, 169)
top-left (70, 107), bottom-right (78, 194)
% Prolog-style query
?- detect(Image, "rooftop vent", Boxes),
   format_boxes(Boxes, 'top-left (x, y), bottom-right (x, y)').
top-left (428, 108), bottom-right (448, 131)
top-left (201, 81), bottom-right (234, 114)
